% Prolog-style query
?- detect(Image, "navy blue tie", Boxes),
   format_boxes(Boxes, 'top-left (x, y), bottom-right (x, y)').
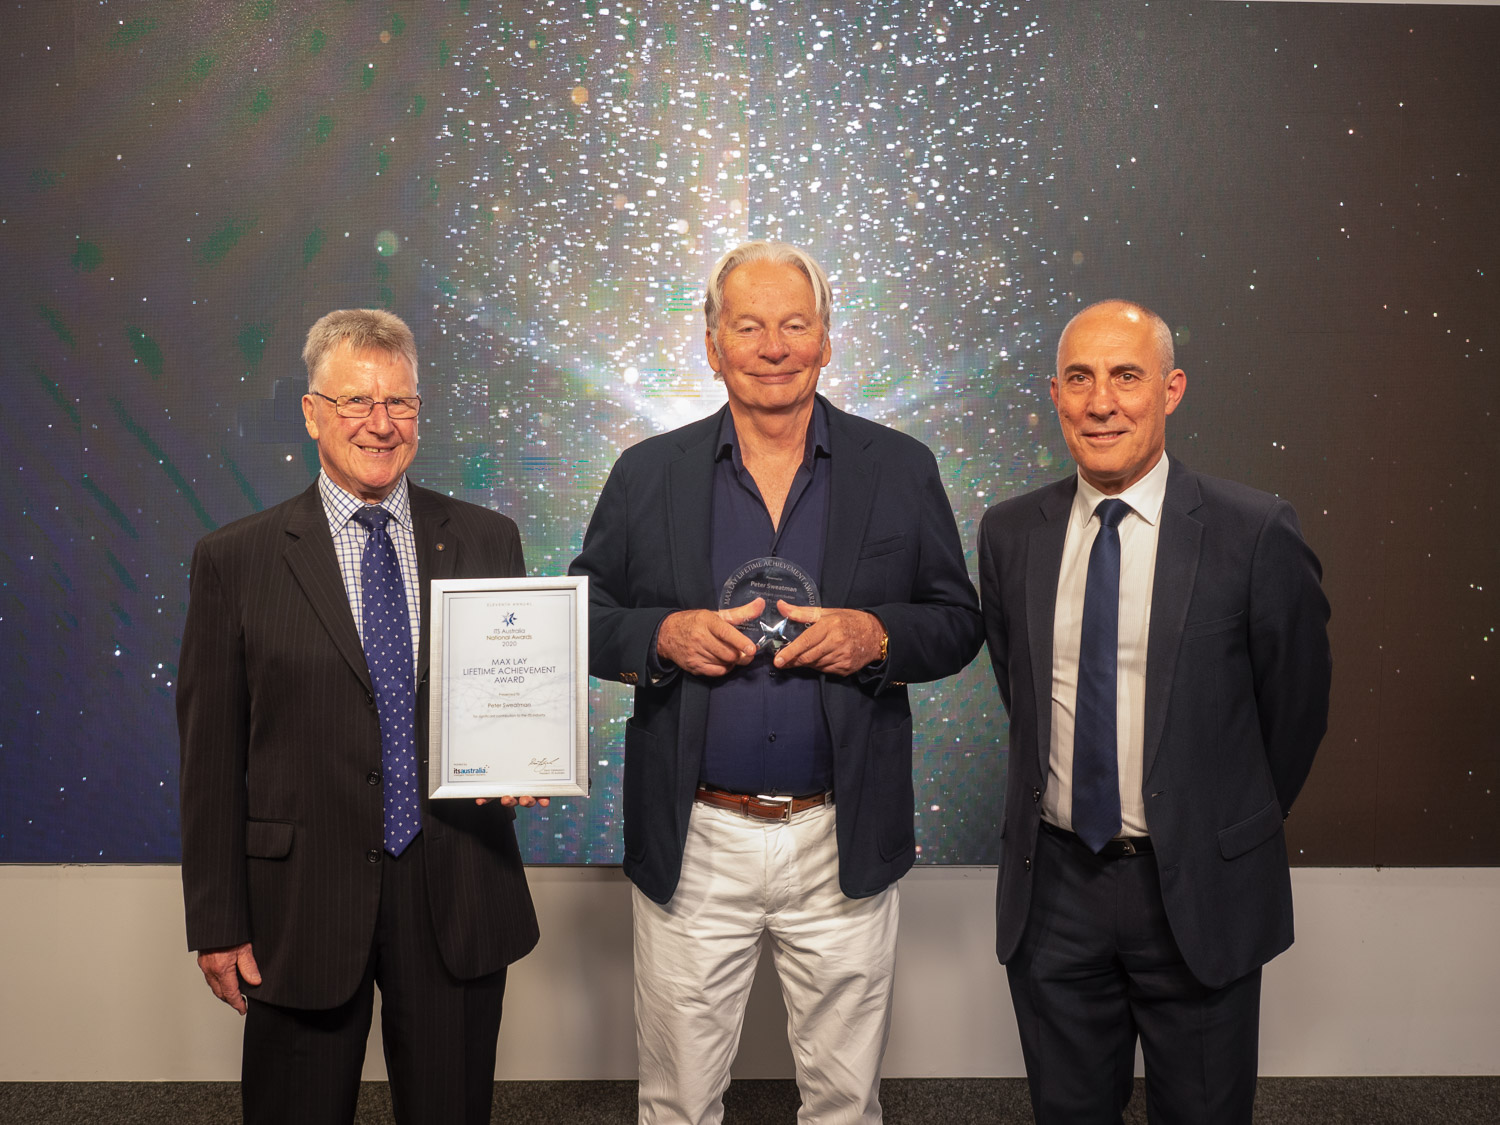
top-left (1073, 498), bottom-right (1130, 853)
top-left (352, 506), bottom-right (421, 856)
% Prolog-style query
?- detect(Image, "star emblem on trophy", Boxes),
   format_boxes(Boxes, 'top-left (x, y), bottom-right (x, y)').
top-left (720, 556), bottom-right (821, 655)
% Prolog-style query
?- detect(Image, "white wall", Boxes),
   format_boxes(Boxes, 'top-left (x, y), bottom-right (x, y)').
top-left (1, 864), bottom-right (1496, 1081)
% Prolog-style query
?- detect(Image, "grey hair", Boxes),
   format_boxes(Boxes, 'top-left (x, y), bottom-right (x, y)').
top-left (1062, 300), bottom-right (1176, 377)
top-left (703, 241), bottom-right (833, 341)
top-left (303, 308), bottom-right (418, 389)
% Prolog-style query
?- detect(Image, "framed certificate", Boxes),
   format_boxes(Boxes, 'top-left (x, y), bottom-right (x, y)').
top-left (427, 576), bottom-right (589, 799)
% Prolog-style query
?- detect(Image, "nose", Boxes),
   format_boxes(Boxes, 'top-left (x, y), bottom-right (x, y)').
top-left (363, 402), bottom-right (397, 433)
top-left (1086, 379), bottom-right (1117, 417)
top-left (759, 328), bottom-right (792, 362)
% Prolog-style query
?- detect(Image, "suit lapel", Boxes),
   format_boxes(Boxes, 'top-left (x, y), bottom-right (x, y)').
top-left (1026, 480), bottom-right (1074, 776)
top-left (283, 483), bottom-right (371, 693)
top-left (410, 484), bottom-right (456, 683)
top-left (822, 399), bottom-right (878, 608)
top-left (1143, 458), bottom-right (1203, 781)
top-left (666, 410), bottom-right (721, 609)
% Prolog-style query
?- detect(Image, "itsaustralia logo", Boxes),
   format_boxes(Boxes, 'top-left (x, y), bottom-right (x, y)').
top-left (502, 612), bottom-right (518, 626)
top-left (453, 766), bottom-right (490, 775)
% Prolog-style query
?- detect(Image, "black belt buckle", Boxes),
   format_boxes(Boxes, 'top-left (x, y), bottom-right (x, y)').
top-left (1098, 834), bottom-right (1153, 858)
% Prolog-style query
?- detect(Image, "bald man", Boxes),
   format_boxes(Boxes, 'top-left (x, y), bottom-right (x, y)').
top-left (977, 301), bottom-right (1331, 1123)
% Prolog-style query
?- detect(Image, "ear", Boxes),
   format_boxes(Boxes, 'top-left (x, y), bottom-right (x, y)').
top-left (1163, 369), bottom-right (1186, 415)
top-left (1048, 376), bottom-right (1061, 412)
top-left (705, 329), bottom-right (724, 375)
top-left (820, 331), bottom-right (832, 366)
top-left (302, 393), bottom-right (321, 440)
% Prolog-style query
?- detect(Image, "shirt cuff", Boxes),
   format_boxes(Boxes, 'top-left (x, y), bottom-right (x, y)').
top-left (646, 620), bottom-right (678, 685)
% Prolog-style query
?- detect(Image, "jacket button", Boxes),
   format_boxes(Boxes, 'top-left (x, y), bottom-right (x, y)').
top-left (365, 691), bottom-right (375, 707)
top-left (1023, 856), bottom-right (1032, 872)
top-left (367, 771), bottom-right (382, 786)
top-left (1031, 787), bottom-right (1041, 803)
top-left (366, 849), bottom-right (381, 864)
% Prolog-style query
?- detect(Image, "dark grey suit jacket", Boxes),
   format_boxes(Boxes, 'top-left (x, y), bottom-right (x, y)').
top-left (178, 480), bottom-right (539, 1010)
top-left (978, 455), bottom-right (1331, 988)
top-left (570, 396), bottom-right (983, 905)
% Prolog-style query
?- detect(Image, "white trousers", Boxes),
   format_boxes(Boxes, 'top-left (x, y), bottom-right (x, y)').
top-left (633, 800), bottom-right (899, 1125)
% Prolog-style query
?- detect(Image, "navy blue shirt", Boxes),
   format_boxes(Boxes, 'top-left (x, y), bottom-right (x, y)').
top-left (699, 401), bottom-right (834, 795)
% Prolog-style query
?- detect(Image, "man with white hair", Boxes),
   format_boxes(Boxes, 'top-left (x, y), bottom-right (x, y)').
top-left (572, 242), bottom-right (982, 1123)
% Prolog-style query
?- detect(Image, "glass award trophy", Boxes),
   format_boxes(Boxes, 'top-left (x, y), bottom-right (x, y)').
top-left (719, 556), bottom-right (821, 654)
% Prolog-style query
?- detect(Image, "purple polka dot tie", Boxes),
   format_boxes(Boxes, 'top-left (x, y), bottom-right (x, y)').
top-left (353, 506), bottom-right (420, 857)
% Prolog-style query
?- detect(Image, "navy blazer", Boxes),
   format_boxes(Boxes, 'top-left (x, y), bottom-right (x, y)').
top-left (571, 396), bottom-right (983, 904)
top-left (178, 481), bottom-right (539, 1009)
top-left (977, 455), bottom-right (1331, 989)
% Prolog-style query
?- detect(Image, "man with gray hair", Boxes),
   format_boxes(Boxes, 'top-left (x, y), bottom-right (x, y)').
top-left (571, 242), bottom-right (982, 1122)
top-left (178, 308), bottom-right (542, 1125)
top-left (978, 300), bottom-right (1331, 1122)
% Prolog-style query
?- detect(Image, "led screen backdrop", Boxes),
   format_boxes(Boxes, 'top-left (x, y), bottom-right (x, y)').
top-left (1, 1), bottom-right (1495, 865)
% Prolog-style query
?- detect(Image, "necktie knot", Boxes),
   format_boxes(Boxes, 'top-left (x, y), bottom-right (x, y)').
top-left (1094, 498), bottom-right (1130, 530)
top-left (353, 505), bottom-right (392, 534)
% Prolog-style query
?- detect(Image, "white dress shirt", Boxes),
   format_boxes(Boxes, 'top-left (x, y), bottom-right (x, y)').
top-left (1044, 452), bottom-right (1170, 838)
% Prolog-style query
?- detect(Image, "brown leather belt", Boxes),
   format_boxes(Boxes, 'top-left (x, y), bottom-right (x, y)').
top-left (695, 784), bottom-right (833, 822)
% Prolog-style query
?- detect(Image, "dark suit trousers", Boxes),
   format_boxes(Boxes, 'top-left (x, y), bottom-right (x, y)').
top-left (241, 832), bottom-right (508, 1125)
top-left (1006, 825), bottom-right (1261, 1125)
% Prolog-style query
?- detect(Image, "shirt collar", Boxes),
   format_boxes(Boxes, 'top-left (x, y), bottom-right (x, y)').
top-left (1071, 451), bottom-right (1170, 528)
top-left (317, 470), bottom-right (413, 534)
top-left (715, 398), bottom-right (831, 470)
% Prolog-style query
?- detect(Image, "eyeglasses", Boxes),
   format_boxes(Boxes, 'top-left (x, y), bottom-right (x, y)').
top-left (310, 392), bottom-right (422, 419)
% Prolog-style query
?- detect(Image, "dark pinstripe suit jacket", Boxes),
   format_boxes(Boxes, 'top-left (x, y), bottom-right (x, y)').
top-left (178, 480), bottom-right (539, 1010)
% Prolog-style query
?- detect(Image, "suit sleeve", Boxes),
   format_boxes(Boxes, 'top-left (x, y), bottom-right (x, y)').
top-left (976, 507), bottom-right (1013, 714)
top-left (862, 445), bottom-right (984, 690)
top-left (176, 538), bottom-right (252, 952)
top-left (569, 460), bottom-right (675, 685)
top-left (1249, 499), bottom-right (1332, 813)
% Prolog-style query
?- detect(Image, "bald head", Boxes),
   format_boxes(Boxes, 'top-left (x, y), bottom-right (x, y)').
top-left (1058, 300), bottom-right (1175, 380)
